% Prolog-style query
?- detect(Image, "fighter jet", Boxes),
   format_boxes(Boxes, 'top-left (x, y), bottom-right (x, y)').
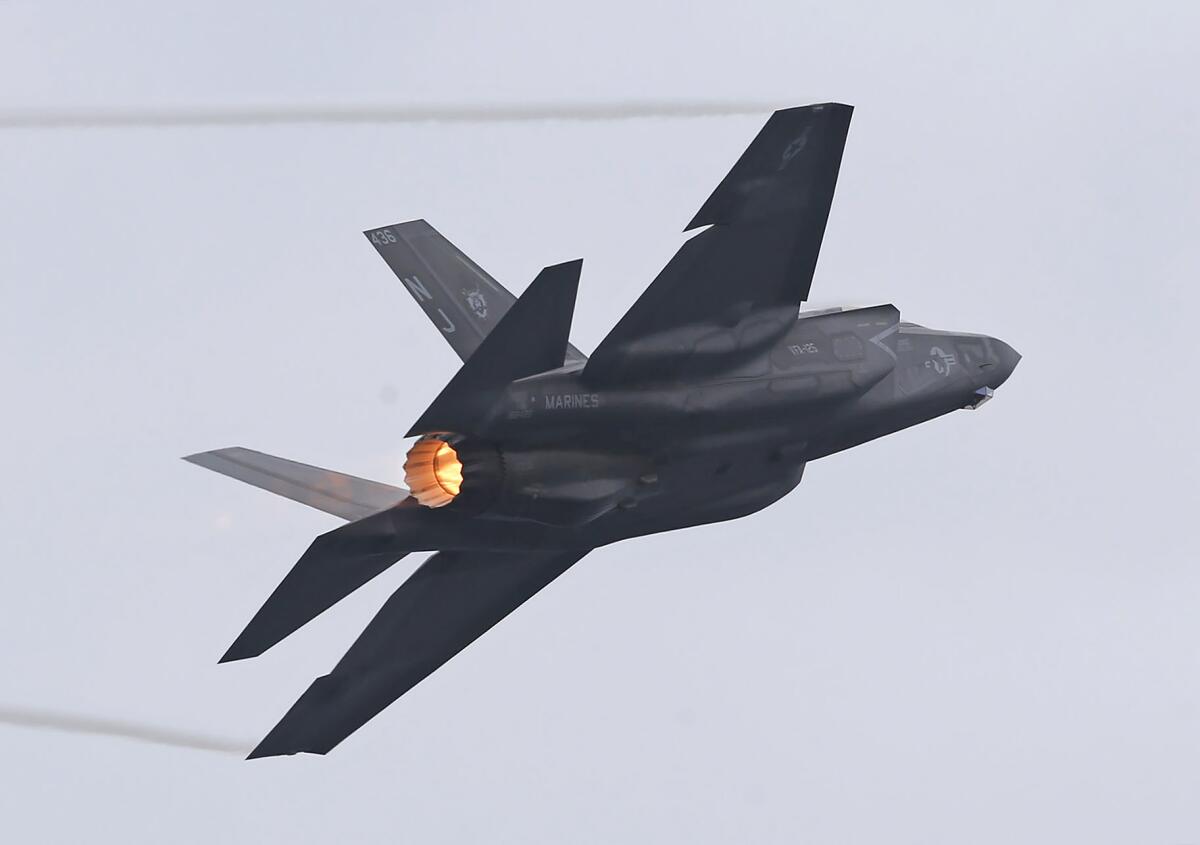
top-left (186, 103), bottom-right (1020, 759)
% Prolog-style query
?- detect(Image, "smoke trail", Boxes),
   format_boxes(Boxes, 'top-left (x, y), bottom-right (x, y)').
top-left (0, 705), bottom-right (252, 756)
top-left (0, 100), bottom-right (779, 130)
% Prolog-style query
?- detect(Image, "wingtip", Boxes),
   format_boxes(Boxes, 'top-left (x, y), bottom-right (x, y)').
top-left (536, 257), bottom-right (584, 280)
top-left (246, 725), bottom-right (290, 759)
top-left (181, 446), bottom-right (246, 465)
top-left (246, 744), bottom-right (326, 761)
top-left (245, 742), bottom-right (284, 760)
top-left (773, 101), bottom-right (854, 115)
top-left (363, 218), bottom-right (431, 238)
top-left (246, 719), bottom-right (332, 760)
top-left (219, 636), bottom-right (264, 664)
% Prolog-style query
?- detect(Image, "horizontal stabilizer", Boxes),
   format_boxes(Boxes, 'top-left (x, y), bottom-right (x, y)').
top-left (219, 503), bottom-right (419, 662)
top-left (365, 219), bottom-right (585, 364)
top-left (183, 447), bottom-right (409, 522)
top-left (408, 259), bottom-right (583, 435)
top-left (248, 547), bottom-right (588, 758)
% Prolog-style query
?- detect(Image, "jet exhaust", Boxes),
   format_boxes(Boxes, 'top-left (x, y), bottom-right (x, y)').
top-left (0, 705), bottom-right (251, 756)
top-left (401, 433), bottom-right (655, 525)
top-left (0, 100), bottom-right (780, 131)
top-left (403, 436), bottom-right (463, 507)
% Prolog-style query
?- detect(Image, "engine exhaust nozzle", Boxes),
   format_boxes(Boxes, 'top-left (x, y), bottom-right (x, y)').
top-left (404, 436), bottom-right (463, 508)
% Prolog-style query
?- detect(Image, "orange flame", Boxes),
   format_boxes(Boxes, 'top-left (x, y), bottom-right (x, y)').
top-left (404, 437), bottom-right (463, 507)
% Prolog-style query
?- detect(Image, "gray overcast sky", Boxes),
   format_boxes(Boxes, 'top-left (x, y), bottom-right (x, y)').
top-left (2, 2), bottom-right (1198, 843)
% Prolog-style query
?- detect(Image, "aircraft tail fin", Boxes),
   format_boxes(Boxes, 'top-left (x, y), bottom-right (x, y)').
top-left (407, 259), bottom-right (583, 436)
top-left (365, 220), bottom-right (585, 365)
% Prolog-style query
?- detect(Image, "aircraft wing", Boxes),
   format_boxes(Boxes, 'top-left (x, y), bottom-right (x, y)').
top-left (584, 103), bottom-right (853, 384)
top-left (183, 447), bottom-right (410, 521)
top-left (218, 504), bottom-right (419, 662)
top-left (248, 547), bottom-right (587, 758)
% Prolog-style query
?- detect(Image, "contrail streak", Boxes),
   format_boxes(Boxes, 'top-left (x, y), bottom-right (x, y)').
top-left (0, 100), bottom-right (780, 130)
top-left (0, 705), bottom-right (252, 756)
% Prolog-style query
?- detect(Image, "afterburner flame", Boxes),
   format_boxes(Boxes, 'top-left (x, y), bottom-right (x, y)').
top-left (404, 437), bottom-right (464, 508)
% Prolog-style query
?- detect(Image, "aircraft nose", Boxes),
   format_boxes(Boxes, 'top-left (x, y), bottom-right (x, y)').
top-left (988, 339), bottom-right (1021, 389)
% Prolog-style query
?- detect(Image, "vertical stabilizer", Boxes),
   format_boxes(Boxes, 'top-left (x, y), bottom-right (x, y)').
top-left (365, 220), bottom-right (585, 364)
top-left (407, 259), bottom-right (583, 435)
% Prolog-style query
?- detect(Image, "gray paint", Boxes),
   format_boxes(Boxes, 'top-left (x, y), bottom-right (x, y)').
top-left (187, 105), bottom-right (1022, 757)
top-left (1, 1), bottom-right (1198, 842)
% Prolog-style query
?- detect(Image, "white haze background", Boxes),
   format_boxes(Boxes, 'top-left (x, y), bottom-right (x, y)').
top-left (1, 2), bottom-right (1197, 842)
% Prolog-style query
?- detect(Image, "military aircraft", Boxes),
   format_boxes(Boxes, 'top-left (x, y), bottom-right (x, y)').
top-left (186, 102), bottom-right (1020, 759)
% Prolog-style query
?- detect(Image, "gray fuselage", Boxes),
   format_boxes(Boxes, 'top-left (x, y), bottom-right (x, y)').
top-left (465, 304), bottom-right (1019, 547)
